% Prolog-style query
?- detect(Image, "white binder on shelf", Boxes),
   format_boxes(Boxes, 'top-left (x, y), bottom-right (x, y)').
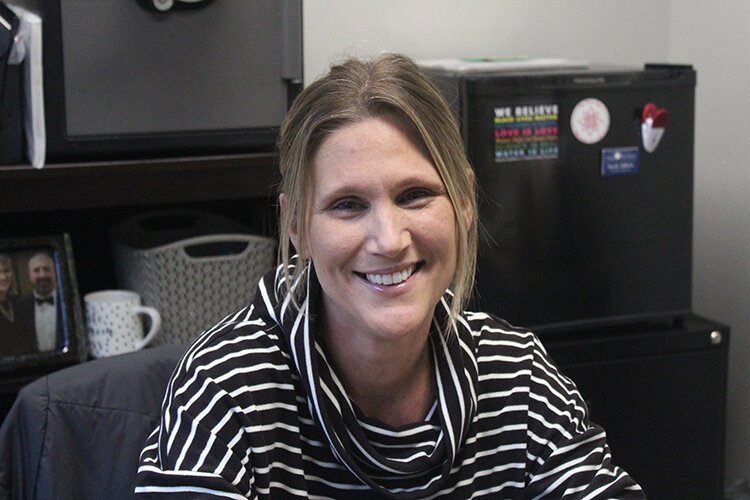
top-left (8, 4), bottom-right (44, 168)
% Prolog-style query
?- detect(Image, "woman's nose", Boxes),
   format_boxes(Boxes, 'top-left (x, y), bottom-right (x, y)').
top-left (366, 206), bottom-right (410, 257)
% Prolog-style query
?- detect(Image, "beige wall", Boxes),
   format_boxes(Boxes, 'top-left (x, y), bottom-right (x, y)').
top-left (304, 0), bottom-right (750, 486)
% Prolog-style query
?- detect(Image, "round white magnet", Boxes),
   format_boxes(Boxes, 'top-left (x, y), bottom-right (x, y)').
top-left (570, 98), bottom-right (610, 144)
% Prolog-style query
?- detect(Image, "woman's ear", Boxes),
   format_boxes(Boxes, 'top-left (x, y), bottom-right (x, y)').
top-left (280, 193), bottom-right (302, 254)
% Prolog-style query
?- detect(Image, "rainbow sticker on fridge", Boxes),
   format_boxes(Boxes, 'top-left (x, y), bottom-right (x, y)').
top-left (494, 103), bottom-right (559, 162)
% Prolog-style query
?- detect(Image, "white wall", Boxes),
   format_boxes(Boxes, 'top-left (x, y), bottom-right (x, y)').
top-left (667, 0), bottom-right (750, 487)
top-left (304, 0), bottom-right (750, 487)
top-left (303, 0), bottom-right (671, 82)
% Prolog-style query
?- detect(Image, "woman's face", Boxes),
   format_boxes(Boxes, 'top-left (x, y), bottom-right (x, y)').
top-left (0, 261), bottom-right (13, 295)
top-left (294, 116), bottom-right (464, 345)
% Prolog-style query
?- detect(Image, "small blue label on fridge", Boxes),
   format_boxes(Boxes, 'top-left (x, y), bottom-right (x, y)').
top-left (601, 147), bottom-right (640, 177)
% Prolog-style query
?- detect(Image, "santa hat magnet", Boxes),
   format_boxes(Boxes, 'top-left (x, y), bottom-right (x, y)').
top-left (641, 102), bottom-right (668, 153)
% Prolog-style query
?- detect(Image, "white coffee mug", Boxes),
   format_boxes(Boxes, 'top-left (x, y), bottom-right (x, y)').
top-left (84, 290), bottom-right (161, 358)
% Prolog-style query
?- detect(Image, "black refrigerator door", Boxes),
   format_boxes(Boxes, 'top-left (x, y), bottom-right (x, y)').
top-left (464, 67), bottom-right (695, 331)
top-left (541, 315), bottom-right (729, 500)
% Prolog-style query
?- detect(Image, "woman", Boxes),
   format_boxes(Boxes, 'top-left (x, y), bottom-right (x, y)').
top-left (0, 255), bottom-right (15, 328)
top-left (0, 254), bottom-right (35, 356)
top-left (136, 54), bottom-right (643, 498)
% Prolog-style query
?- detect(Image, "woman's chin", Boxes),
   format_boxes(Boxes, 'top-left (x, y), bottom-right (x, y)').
top-left (360, 309), bottom-right (433, 344)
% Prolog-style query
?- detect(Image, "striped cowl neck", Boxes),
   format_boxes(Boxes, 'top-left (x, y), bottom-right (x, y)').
top-left (260, 259), bottom-right (479, 498)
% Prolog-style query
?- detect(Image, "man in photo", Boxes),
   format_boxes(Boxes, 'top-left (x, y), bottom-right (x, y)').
top-left (19, 252), bottom-right (63, 351)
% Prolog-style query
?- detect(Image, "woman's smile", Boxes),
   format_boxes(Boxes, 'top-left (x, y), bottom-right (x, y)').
top-left (356, 261), bottom-right (422, 287)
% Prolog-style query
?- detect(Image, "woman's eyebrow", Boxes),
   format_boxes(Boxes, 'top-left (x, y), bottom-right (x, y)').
top-left (317, 175), bottom-right (443, 198)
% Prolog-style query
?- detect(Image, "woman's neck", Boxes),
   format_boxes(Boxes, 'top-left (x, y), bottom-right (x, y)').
top-left (322, 316), bottom-right (436, 427)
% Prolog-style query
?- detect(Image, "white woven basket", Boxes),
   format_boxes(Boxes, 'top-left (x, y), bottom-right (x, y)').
top-left (112, 232), bottom-right (275, 346)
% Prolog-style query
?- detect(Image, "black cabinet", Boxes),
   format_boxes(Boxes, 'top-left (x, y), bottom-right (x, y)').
top-left (540, 315), bottom-right (729, 500)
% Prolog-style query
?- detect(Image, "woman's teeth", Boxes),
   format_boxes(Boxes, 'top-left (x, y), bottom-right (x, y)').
top-left (365, 264), bottom-right (416, 286)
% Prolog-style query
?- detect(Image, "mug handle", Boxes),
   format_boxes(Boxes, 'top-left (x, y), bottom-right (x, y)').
top-left (134, 306), bottom-right (162, 350)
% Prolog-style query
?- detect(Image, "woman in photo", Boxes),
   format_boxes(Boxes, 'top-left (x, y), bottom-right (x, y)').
top-left (136, 53), bottom-right (643, 498)
top-left (0, 254), bottom-right (35, 356)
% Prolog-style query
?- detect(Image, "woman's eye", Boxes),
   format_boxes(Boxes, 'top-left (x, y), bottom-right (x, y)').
top-left (329, 199), bottom-right (364, 212)
top-left (400, 188), bottom-right (436, 205)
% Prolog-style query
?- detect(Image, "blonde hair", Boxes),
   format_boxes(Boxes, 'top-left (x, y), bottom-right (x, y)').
top-left (277, 53), bottom-right (477, 331)
top-left (0, 254), bottom-right (16, 297)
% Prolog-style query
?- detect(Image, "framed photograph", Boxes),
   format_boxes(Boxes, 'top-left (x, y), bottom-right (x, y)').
top-left (0, 233), bottom-right (85, 371)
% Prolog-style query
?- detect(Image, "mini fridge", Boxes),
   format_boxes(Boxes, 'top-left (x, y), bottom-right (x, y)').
top-left (423, 61), bottom-right (696, 332)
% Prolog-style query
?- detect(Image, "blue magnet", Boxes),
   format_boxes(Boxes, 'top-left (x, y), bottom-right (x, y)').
top-left (601, 147), bottom-right (640, 177)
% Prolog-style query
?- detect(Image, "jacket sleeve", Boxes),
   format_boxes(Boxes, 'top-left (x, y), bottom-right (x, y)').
top-left (524, 338), bottom-right (645, 499)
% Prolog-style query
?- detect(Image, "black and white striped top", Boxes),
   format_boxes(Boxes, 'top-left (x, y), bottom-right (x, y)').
top-left (135, 262), bottom-right (644, 499)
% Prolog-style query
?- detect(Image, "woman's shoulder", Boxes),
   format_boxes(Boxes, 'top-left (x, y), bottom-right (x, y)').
top-left (462, 310), bottom-right (539, 349)
top-left (170, 305), bottom-right (294, 388)
top-left (460, 310), bottom-right (557, 377)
